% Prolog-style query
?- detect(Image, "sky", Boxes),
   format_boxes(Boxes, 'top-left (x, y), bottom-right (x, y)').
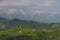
top-left (0, 0), bottom-right (60, 22)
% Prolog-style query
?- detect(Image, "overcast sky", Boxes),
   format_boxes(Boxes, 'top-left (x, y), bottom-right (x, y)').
top-left (0, 0), bottom-right (60, 22)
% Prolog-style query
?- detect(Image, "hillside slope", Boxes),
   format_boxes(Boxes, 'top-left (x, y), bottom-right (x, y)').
top-left (0, 17), bottom-right (60, 30)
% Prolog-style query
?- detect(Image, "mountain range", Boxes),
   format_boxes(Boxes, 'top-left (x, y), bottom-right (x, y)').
top-left (0, 17), bottom-right (60, 30)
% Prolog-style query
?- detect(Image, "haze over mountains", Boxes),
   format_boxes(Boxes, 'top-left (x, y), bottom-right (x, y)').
top-left (0, 8), bottom-right (60, 22)
top-left (0, 0), bottom-right (60, 22)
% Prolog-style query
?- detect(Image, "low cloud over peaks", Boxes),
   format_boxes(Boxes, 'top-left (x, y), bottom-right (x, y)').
top-left (0, 0), bottom-right (60, 22)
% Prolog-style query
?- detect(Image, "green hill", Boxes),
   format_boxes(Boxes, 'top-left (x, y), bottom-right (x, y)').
top-left (0, 17), bottom-right (60, 40)
top-left (0, 17), bottom-right (60, 30)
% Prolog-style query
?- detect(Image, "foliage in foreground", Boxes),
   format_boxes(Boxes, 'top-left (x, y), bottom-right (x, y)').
top-left (0, 28), bottom-right (60, 40)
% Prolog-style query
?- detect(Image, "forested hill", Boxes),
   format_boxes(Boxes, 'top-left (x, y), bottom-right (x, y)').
top-left (0, 17), bottom-right (60, 30)
top-left (1, 17), bottom-right (60, 40)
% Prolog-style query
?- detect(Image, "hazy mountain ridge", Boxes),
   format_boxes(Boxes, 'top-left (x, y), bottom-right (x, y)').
top-left (0, 17), bottom-right (60, 30)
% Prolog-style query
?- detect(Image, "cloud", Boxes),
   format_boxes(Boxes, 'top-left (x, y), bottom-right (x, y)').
top-left (45, 11), bottom-right (58, 18)
top-left (7, 8), bottom-right (17, 15)
top-left (34, 10), bottom-right (45, 14)
top-left (19, 9), bottom-right (46, 16)
top-left (36, 0), bottom-right (56, 7)
top-left (0, 0), bottom-right (56, 7)
top-left (51, 11), bottom-right (57, 15)
top-left (0, 0), bottom-right (34, 7)
top-left (0, 0), bottom-right (3, 2)
top-left (44, 0), bottom-right (56, 6)
top-left (0, 8), bottom-right (18, 15)
top-left (0, 1), bottom-right (29, 6)
top-left (19, 10), bottom-right (27, 15)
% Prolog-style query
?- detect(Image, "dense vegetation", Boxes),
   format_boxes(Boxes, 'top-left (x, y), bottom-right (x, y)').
top-left (0, 28), bottom-right (60, 40)
top-left (0, 17), bottom-right (60, 40)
